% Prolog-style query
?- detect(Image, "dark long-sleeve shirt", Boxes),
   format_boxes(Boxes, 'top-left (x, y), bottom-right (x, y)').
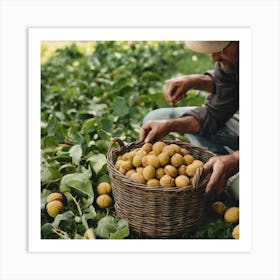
top-left (182, 62), bottom-right (239, 136)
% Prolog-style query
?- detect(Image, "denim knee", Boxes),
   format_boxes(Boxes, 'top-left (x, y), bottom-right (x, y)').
top-left (142, 108), bottom-right (173, 124)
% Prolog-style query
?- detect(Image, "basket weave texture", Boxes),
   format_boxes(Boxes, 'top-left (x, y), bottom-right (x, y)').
top-left (107, 138), bottom-right (216, 238)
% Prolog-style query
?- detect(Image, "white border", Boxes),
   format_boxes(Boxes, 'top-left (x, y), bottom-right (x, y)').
top-left (28, 27), bottom-right (252, 253)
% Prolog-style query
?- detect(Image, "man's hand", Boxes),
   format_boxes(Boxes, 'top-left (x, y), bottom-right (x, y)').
top-left (164, 76), bottom-right (192, 106)
top-left (140, 120), bottom-right (171, 143)
top-left (164, 74), bottom-right (214, 106)
top-left (203, 151), bottom-right (239, 195)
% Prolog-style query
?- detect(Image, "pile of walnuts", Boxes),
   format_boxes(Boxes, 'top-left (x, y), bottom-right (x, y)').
top-left (114, 141), bottom-right (204, 188)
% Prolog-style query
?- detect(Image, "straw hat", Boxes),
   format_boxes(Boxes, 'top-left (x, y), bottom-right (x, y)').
top-left (185, 41), bottom-right (230, 54)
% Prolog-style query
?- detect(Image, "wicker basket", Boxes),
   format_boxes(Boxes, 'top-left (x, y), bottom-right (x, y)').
top-left (107, 138), bottom-right (216, 238)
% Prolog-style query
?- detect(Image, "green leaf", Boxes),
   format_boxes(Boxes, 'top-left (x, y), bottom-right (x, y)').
top-left (41, 189), bottom-right (52, 210)
top-left (94, 216), bottom-right (129, 239)
top-left (59, 170), bottom-right (93, 200)
top-left (82, 205), bottom-right (97, 220)
top-left (97, 128), bottom-right (111, 141)
top-left (52, 211), bottom-right (75, 228)
top-left (69, 144), bottom-right (83, 165)
top-left (87, 153), bottom-right (107, 176)
top-left (109, 219), bottom-right (130, 239)
top-left (112, 97), bottom-right (129, 117)
top-left (94, 216), bottom-right (116, 239)
top-left (81, 118), bottom-right (98, 133)
top-left (93, 140), bottom-right (108, 154)
top-left (41, 135), bottom-right (58, 150)
top-left (97, 174), bottom-right (111, 184)
top-left (41, 164), bottom-right (60, 184)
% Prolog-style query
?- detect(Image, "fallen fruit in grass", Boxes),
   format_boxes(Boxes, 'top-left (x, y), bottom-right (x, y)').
top-left (211, 201), bottom-right (228, 216)
top-left (97, 182), bottom-right (112, 195)
top-left (232, 224), bottom-right (239, 239)
top-left (46, 200), bottom-right (64, 218)
top-left (96, 194), bottom-right (113, 208)
top-left (224, 207), bottom-right (239, 223)
top-left (46, 192), bottom-right (63, 204)
top-left (84, 228), bottom-right (96, 239)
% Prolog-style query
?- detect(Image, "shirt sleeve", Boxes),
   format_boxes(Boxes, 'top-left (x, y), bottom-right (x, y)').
top-left (180, 63), bottom-right (239, 136)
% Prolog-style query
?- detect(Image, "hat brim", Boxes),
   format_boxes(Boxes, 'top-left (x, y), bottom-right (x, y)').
top-left (185, 41), bottom-right (230, 54)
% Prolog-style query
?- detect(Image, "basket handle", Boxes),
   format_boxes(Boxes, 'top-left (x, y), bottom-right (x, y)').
top-left (108, 138), bottom-right (125, 158)
top-left (192, 167), bottom-right (212, 189)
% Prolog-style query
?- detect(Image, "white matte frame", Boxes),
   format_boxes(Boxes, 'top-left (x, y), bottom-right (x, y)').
top-left (28, 27), bottom-right (252, 253)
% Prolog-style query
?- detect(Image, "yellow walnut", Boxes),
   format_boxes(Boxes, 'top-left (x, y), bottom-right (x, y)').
top-left (97, 182), bottom-right (112, 195)
top-left (146, 179), bottom-right (161, 187)
top-left (142, 165), bottom-right (156, 181)
top-left (180, 148), bottom-right (190, 156)
top-left (178, 165), bottom-right (187, 175)
top-left (170, 153), bottom-right (184, 167)
top-left (211, 201), bottom-right (228, 216)
top-left (147, 155), bottom-right (160, 168)
top-left (158, 152), bottom-right (170, 167)
top-left (115, 159), bottom-right (124, 170)
top-left (224, 207), bottom-right (239, 223)
top-left (152, 141), bottom-right (166, 155)
top-left (186, 164), bottom-right (197, 177)
top-left (175, 175), bottom-right (190, 188)
top-left (132, 155), bottom-right (143, 167)
top-left (232, 224), bottom-right (240, 239)
top-left (164, 164), bottom-right (178, 178)
top-left (169, 144), bottom-right (181, 153)
top-left (141, 143), bottom-right (153, 153)
top-left (192, 159), bottom-right (204, 168)
top-left (184, 154), bottom-right (194, 165)
top-left (162, 145), bottom-right (176, 157)
top-left (121, 160), bottom-right (133, 171)
top-left (96, 194), bottom-right (113, 209)
top-left (125, 169), bottom-right (136, 178)
top-left (136, 167), bottom-right (144, 175)
top-left (46, 200), bottom-right (64, 218)
top-left (130, 173), bottom-right (146, 184)
top-left (141, 155), bottom-right (150, 167)
top-left (160, 174), bottom-right (175, 188)
top-left (155, 168), bottom-right (165, 179)
top-left (46, 192), bottom-right (63, 204)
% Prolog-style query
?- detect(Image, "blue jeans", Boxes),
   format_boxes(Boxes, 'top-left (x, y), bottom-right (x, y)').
top-left (143, 107), bottom-right (239, 155)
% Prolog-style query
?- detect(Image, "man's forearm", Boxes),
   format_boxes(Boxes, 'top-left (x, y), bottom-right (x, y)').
top-left (167, 116), bottom-right (201, 134)
top-left (188, 74), bottom-right (214, 93)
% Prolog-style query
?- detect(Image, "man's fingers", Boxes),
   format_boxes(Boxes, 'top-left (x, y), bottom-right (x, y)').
top-left (139, 123), bottom-right (151, 142)
top-left (205, 161), bottom-right (224, 193)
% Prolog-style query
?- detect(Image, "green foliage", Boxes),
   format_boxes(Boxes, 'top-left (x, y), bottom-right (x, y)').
top-left (40, 41), bottom-right (236, 239)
